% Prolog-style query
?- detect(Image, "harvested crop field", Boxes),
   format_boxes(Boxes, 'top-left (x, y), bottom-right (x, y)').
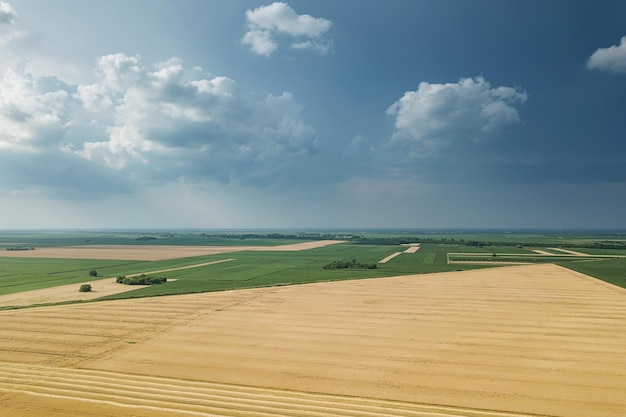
top-left (0, 240), bottom-right (344, 261)
top-left (1, 264), bottom-right (626, 416)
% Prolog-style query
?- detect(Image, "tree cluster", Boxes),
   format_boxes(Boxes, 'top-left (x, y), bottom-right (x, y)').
top-left (354, 236), bottom-right (626, 250)
top-left (116, 274), bottom-right (167, 285)
top-left (79, 284), bottom-right (92, 292)
top-left (136, 236), bottom-right (158, 241)
top-left (200, 232), bottom-right (359, 241)
top-left (322, 259), bottom-right (377, 270)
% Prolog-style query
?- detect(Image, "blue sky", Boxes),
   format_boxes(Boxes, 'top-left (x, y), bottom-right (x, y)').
top-left (0, 0), bottom-right (625, 229)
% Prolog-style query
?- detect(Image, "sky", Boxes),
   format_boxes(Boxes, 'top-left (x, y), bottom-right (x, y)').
top-left (0, 0), bottom-right (625, 230)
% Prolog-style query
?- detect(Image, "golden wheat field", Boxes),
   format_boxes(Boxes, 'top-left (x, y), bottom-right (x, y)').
top-left (1, 263), bottom-right (626, 416)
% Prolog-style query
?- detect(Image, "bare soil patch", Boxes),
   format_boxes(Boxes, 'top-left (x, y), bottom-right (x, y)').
top-left (378, 251), bottom-right (402, 263)
top-left (1, 264), bottom-right (625, 416)
top-left (403, 245), bottom-right (420, 253)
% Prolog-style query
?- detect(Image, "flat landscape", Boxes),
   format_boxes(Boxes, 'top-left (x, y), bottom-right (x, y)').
top-left (1, 264), bottom-right (626, 416)
top-left (1, 231), bottom-right (626, 416)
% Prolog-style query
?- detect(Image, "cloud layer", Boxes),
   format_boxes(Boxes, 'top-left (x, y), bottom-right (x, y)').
top-left (386, 77), bottom-right (527, 153)
top-left (0, 1), bottom-right (16, 25)
top-left (0, 0), bottom-right (24, 48)
top-left (0, 54), bottom-right (318, 197)
top-left (587, 36), bottom-right (626, 74)
top-left (242, 2), bottom-right (332, 56)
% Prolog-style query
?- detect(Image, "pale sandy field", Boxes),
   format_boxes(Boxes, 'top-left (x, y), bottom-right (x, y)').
top-left (1, 263), bottom-right (625, 416)
top-left (0, 240), bottom-right (344, 261)
top-left (378, 251), bottom-right (402, 263)
top-left (403, 245), bottom-right (420, 253)
top-left (532, 249), bottom-right (555, 255)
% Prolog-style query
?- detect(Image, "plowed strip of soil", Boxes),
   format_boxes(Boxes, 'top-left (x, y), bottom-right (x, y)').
top-left (532, 249), bottom-right (554, 255)
top-left (378, 252), bottom-right (402, 263)
top-left (251, 240), bottom-right (346, 251)
top-left (1, 264), bottom-right (625, 416)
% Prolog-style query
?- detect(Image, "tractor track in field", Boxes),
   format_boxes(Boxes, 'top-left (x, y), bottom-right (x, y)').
top-left (0, 362), bottom-right (547, 417)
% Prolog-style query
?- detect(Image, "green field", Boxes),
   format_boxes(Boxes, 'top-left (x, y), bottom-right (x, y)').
top-left (0, 243), bottom-right (488, 300)
top-left (560, 257), bottom-right (626, 289)
top-left (0, 258), bottom-right (150, 295)
top-left (1, 230), bottom-right (625, 308)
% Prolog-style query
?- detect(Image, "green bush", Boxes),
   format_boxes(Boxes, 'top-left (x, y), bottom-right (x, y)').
top-left (79, 284), bottom-right (92, 292)
top-left (88, 270), bottom-right (98, 277)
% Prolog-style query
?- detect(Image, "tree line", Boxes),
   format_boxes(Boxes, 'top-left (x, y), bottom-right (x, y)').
top-left (354, 237), bottom-right (626, 250)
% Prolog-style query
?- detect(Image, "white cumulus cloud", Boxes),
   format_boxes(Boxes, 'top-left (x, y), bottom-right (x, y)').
top-left (587, 36), bottom-right (626, 74)
top-left (0, 68), bottom-right (71, 151)
top-left (242, 30), bottom-right (278, 56)
top-left (242, 2), bottom-right (332, 56)
top-left (72, 54), bottom-right (318, 186)
top-left (0, 53), bottom-right (319, 196)
top-left (386, 76), bottom-right (527, 151)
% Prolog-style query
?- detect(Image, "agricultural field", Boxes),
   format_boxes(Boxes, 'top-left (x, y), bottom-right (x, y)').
top-left (0, 230), bottom-right (625, 416)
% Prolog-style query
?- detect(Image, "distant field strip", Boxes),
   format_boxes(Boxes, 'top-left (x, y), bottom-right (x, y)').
top-left (378, 251), bottom-right (402, 263)
top-left (0, 240), bottom-right (345, 261)
top-left (0, 362), bottom-right (541, 417)
top-left (403, 246), bottom-right (420, 254)
top-left (549, 247), bottom-right (590, 256)
top-left (447, 251), bottom-right (625, 265)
